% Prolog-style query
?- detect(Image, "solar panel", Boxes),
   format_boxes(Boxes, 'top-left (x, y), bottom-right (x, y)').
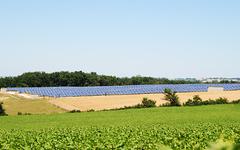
top-left (5, 84), bottom-right (240, 97)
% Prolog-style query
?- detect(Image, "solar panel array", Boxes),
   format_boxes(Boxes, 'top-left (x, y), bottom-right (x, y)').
top-left (6, 84), bottom-right (240, 97)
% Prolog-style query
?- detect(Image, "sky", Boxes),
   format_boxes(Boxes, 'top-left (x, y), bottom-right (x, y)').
top-left (0, 0), bottom-right (240, 78)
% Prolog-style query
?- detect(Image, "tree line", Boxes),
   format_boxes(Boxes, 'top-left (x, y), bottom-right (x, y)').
top-left (0, 71), bottom-right (201, 88)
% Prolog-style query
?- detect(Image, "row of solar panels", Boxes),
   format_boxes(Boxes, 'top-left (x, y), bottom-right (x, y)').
top-left (6, 84), bottom-right (240, 97)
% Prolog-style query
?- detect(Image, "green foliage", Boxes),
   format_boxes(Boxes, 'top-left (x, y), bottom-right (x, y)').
top-left (0, 102), bottom-right (6, 116)
top-left (184, 96), bottom-right (230, 106)
top-left (215, 97), bottom-right (229, 104)
top-left (0, 124), bottom-right (240, 149)
top-left (185, 95), bottom-right (203, 106)
top-left (1, 105), bottom-right (240, 149)
top-left (0, 71), bottom-right (200, 88)
top-left (87, 109), bottom-right (95, 112)
top-left (17, 112), bottom-right (32, 116)
top-left (141, 97), bottom-right (156, 108)
top-left (69, 110), bottom-right (81, 113)
top-left (163, 88), bottom-right (181, 106)
top-left (231, 99), bottom-right (240, 104)
top-left (103, 98), bottom-right (156, 110)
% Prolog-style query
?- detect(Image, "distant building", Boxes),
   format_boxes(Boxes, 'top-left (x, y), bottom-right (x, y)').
top-left (201, 78), bottom-right (240, 83)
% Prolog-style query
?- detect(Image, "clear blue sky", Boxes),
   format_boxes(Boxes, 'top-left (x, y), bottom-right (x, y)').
top-left (0, 0), bottom-right (239, 78)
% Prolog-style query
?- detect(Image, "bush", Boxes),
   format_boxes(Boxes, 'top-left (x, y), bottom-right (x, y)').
top-left (184, 95), bottom-right (203, 106)
top-left (0, 102), bottom-right (6, 116)
top-left (215, 97), bottom-right (228, 104)
top-left (69, 110), bottom-right (81, 113)
top-left (163, 88), bottom-right (181, 106)
top-left (87, 109), bottom-right (95, 112)
top-left (193, 95), bottom-right (203, 104)
top-left (101, 98), bottom-right (156, 111)
top-left (203, 99), bottom-right (215, 105)
top-left (203, 98), bottom-right (228, 105)
top-left (141, 98), bottom-right (156, 108)
top-left (17, 112), bottom-right (32, 115)
top-left (231, 99), bottom-right (240, 104)
top-left (117, 98), bottom-right (156, 109)
top-left (184, 96), bottom-right (230, 106)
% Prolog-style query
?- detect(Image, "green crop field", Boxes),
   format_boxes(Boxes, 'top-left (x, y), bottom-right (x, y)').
top-left (0, 104), bottom-right (240, 149)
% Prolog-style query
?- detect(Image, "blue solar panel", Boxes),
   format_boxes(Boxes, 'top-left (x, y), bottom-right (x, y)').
top-left (5, 84), bottom-right (240, 97)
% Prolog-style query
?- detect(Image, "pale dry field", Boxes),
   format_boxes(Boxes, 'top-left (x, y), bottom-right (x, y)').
top-left (49, 90), bottom-right (240, 111)
top-left (0, 92), bottom-right (65, 115)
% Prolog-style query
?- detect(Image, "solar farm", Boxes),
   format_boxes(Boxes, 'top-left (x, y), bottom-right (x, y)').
top-left (5, 84), bottom-right (240, 97)
top-left (2, 83), bottom-right (240, 149)
top-left (2, 85), bottom-right (240, 149)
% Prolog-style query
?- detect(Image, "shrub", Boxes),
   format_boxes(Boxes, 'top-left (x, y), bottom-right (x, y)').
top-left (202, 99), bottom-right (215, 105)
top-left (101, 99), bottom-right (156, 111)
top-left (185, 96), bottom-right (230, 106)
top-left (17, 112), bottom-right (32, 115)
top-left (69, 110), bottom-right (81, 113)
top-left (163, 88), bottom-right (181, 106)
top-left (132, 104), bottom-right (143, 108)
top-left (141, 98), bottom-right (156, 108)
top-left (231, 99), bottom-right (240, 104)
top-left (184, 95), bottom-right (203, 106)
top-left (193, 95), bottom-right (203, 104)
top-left (87, 109), bottom-right (95, 112)
top-left (203, 98), bottom-right (228, 105)
top-left (0, 102), bottom-right (6, 116)
top-left (118, 98), bottom-right (156, 109)
top-left (160, 102), bottom-right (175, 107)
top-left (215, 97), bottom-right (228, 104)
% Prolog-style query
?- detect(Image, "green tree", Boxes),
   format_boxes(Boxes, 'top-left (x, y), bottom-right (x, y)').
top-left (0, 71), bottom-right (202, 88)
top-left (163, 88), bottom-right (181, 106)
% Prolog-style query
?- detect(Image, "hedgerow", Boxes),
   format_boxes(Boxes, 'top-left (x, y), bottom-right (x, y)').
top-left (184, 96), bottom-right (240, 106)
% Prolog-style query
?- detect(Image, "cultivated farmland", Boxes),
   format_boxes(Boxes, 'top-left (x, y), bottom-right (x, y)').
top-left (4, 84), bottom-right (240, 112)
top-left (1, 84), bottom-right (240, 149)
top-left (2, 89), bottom-right (240, 113)
top-left (49, 90), bottom-right (240, 111)
top-left (0, 104), bottom-right (240, 149)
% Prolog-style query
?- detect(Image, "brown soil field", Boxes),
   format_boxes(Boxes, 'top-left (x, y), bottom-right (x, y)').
top-left (49, 90), bottom-right (240, 111)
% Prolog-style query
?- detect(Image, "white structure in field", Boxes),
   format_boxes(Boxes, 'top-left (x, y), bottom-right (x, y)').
top-left (208, 87), bottom-right (224, 92)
